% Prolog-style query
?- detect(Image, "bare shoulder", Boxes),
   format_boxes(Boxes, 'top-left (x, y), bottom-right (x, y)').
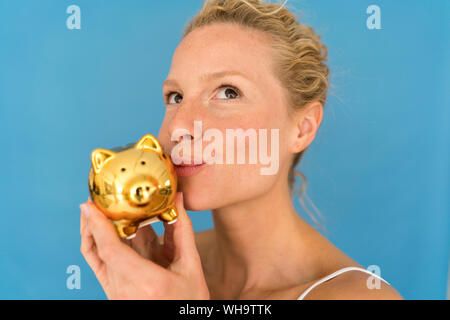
top-left (302, 269), bottom-right (403, 300)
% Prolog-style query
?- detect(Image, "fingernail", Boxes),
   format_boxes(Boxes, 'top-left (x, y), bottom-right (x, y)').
top-left (80, 203), bottom-right (91, 218)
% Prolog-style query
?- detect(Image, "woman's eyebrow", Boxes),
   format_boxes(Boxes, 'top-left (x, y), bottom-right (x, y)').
top-left (200, 70), bottom-right (252, 82)
top-left (163, 70), bottom-right (251, 87)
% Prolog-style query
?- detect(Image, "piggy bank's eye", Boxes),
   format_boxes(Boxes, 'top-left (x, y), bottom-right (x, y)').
top-left (141, 161), bottom-right (146, 165)
top-left (121, 168), bottom-right (126, 172)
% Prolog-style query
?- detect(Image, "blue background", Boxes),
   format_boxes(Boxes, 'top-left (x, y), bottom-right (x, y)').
top-left (0, 0), bottom-right (448, 299)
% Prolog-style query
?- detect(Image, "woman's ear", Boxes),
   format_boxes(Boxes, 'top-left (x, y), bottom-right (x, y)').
top-left (290, 101), bottom-right (323, 153)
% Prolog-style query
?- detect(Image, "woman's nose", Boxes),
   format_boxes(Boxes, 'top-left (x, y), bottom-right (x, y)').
top-left (167, 102), bottom-right (200, 143)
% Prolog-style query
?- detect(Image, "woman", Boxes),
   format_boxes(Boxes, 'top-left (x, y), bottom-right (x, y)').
top-left (79, 0), bottom-right (403, 299)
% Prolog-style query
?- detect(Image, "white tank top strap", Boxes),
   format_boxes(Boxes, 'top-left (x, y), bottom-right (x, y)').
top-left (297, 266), bottom-right (390, 300)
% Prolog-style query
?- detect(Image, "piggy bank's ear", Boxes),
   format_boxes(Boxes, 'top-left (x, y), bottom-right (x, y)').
top-left (134, 134), bottom-right (163, 154)
top-left (91, 148), bottom-right (116, 174)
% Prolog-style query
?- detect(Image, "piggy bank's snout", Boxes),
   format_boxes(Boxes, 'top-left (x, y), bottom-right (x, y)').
top-left (128, 180), bottom-right (156, 206)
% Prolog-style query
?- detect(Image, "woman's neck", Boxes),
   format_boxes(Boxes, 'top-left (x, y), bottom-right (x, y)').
top-left (208, 175), bottom-right (319, 298)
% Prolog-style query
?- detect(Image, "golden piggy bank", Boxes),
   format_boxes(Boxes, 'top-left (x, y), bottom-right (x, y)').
top-left (88, 134), bottom-right (178, 239)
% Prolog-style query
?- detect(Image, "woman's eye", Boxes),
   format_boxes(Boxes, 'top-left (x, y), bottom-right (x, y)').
top-left (166, 92), bottom-right (182, 104)
top-left (216, 85), bottom-right (240, 100)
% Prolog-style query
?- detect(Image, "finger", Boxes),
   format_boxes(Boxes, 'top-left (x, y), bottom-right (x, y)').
top-left (164, 192), bottom-right (200, 267)
top-left (80, 203), bottom-right (86, 235)
top-left (81, 197), bottom-right (92, 235)
top-left (82, 201), bottom-right (164, 277)
top-left (82, 202), bottom-right (131, 261)
top-left (80, 208), bottom-right (105, 276)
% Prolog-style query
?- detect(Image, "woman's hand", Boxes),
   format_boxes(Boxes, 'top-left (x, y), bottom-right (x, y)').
top-left (79, 192), bottom-right (210, 300)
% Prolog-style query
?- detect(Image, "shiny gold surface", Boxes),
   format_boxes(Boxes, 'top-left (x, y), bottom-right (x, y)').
top-left (88, 134), bottom-right (178, 238)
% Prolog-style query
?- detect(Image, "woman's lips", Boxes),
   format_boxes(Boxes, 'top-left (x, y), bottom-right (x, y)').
top-left (173, 163), bottom-right (206, 177)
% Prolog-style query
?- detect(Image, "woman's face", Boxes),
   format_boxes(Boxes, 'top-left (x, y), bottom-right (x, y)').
top-left (159, 23), bottom-right (295, 211)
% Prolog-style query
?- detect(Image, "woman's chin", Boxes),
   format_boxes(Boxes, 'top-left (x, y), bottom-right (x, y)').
top-left (177, 180), bottom-right (214, 212)
top-left (181, 192), bottom-right (216, 211)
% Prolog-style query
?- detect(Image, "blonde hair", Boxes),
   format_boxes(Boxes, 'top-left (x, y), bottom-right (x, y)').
top-left (183, 0), bottom-right (329, 230)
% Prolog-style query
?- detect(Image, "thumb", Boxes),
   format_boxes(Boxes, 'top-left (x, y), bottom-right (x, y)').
top-left (164, 192), bottom-right (200, 266)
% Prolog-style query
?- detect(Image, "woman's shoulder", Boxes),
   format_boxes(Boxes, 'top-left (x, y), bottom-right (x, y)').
top-left (175, 228), bottom-right (404, 300)
top-left (299, 265), bottom-right (403, 300)
top-left (293, 224), bottom-right (403, 300)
